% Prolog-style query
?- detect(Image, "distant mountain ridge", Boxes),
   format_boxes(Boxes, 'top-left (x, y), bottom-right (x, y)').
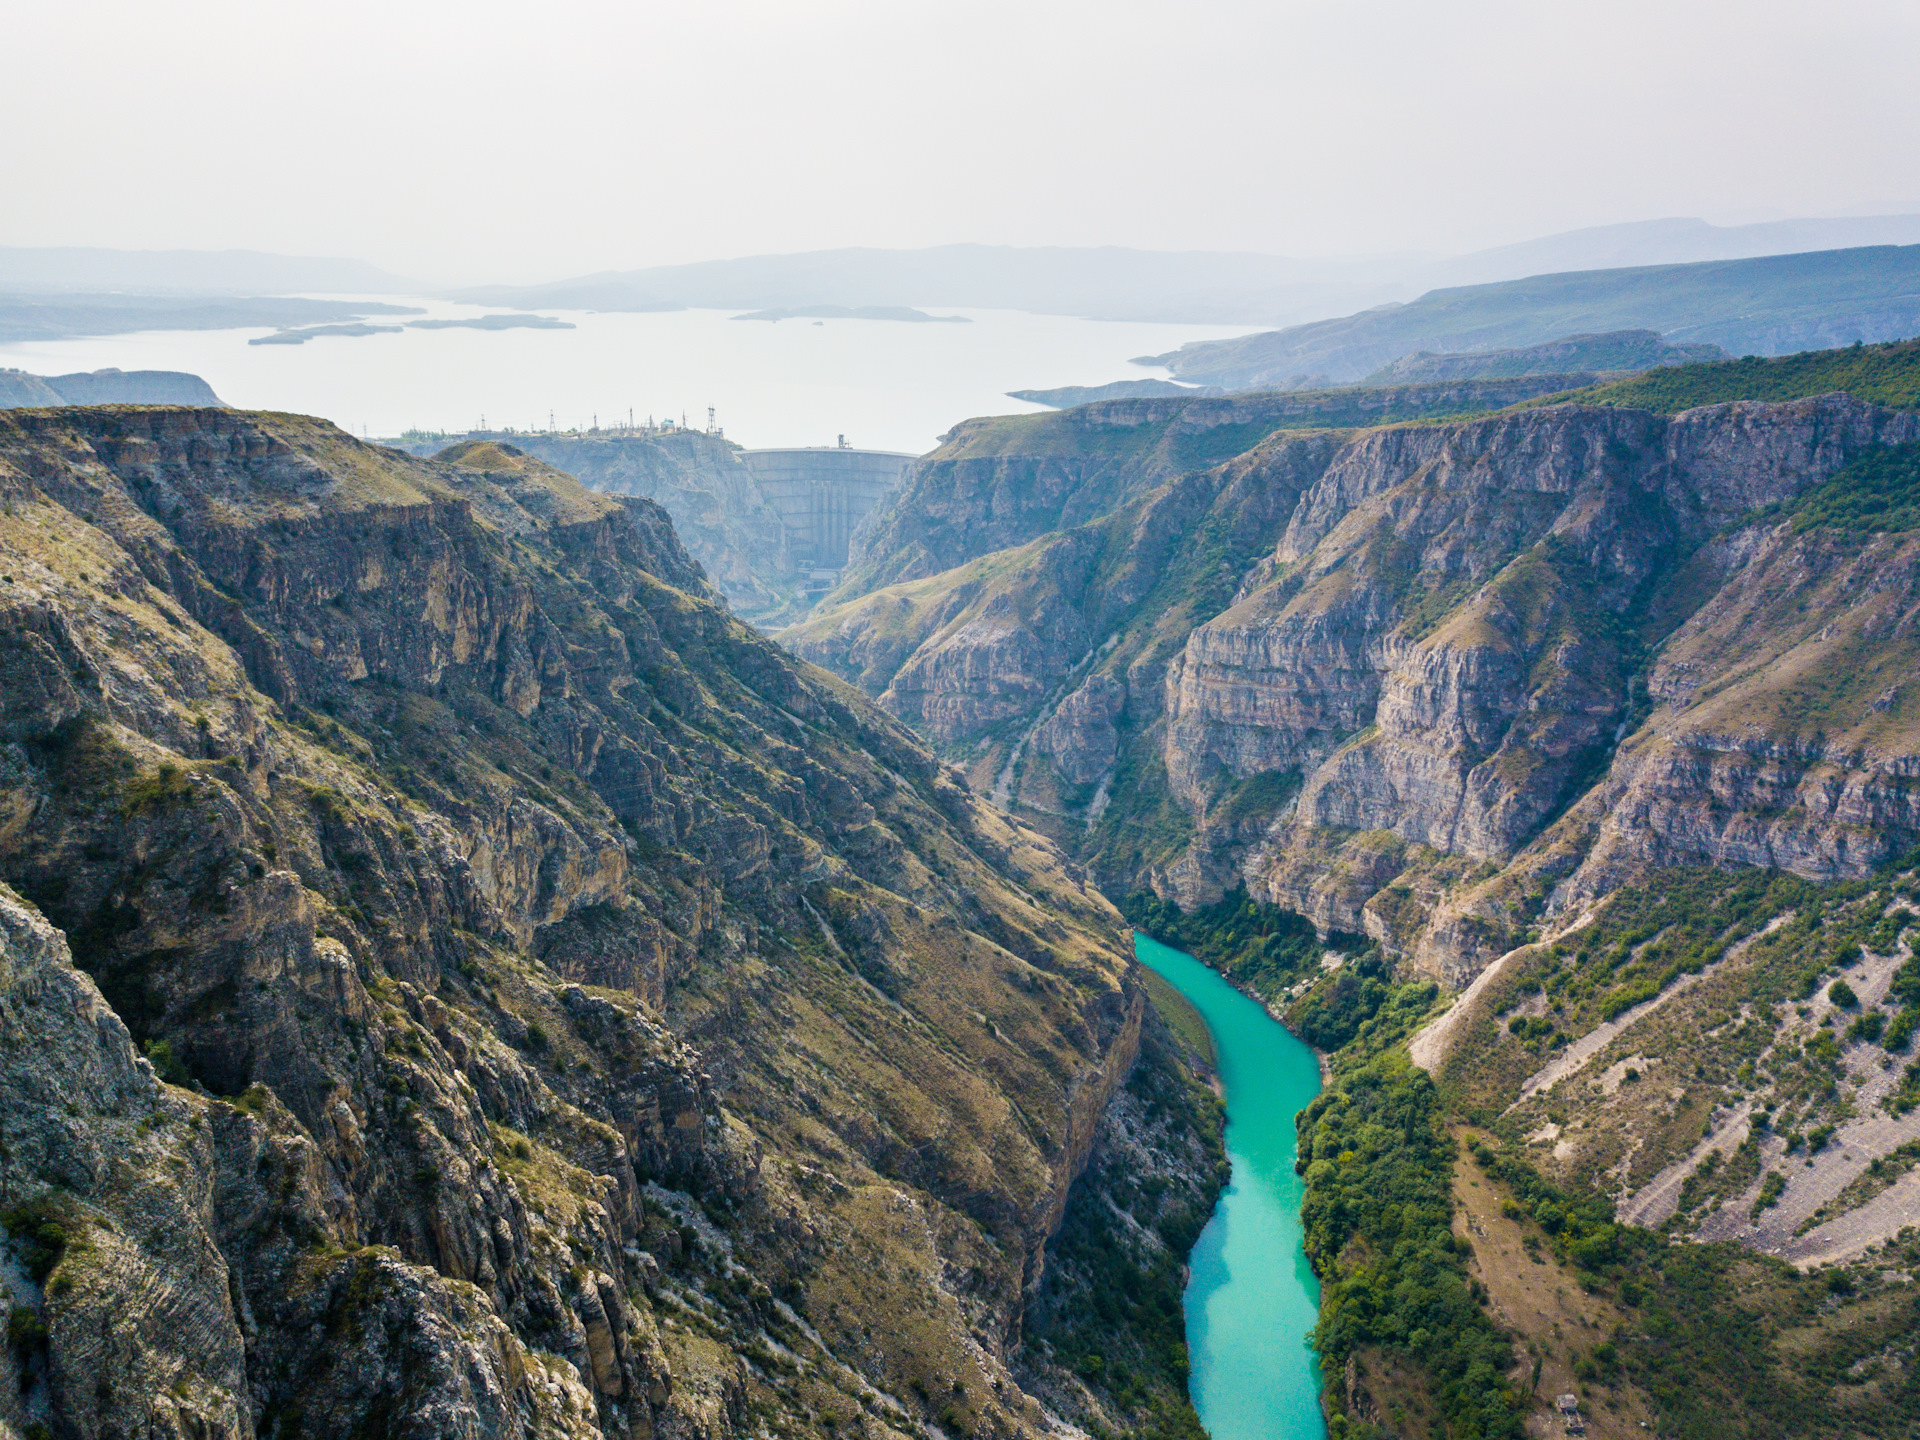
top-left (1412, 213), bottom-right (1920, 289)
top-left (1141, 245), bottom-right (1920, 389)
top-left (0, 293), bottom-right (421, 344)
top-left (0, 365), bottom-right (225, 407)
top-left (448, 244), bottom-right (1417, 327)
top-left (451, 216), bottom-right (1920, 329)
top-left (1361, 329), bottom-right (1724, 383)
top-left (1008, 380), bottom-right (1224, 408)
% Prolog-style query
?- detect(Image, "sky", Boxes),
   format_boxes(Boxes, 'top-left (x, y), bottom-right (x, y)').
top-left (6, 0), bottom-right (1919, 284)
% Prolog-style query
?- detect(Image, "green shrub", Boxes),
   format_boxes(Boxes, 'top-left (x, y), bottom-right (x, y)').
top-left (1886, 1007), bottom-right (1920, 1050)
top-left (142, 1038), bottom-right (192, 1087)
top-left (1300, 1056), bottom-right (1524, 1439)
top-left (1790, 444), bottom-right (1920, 534)
top-left (122, 760), bottom-right (195, 816)
top-left (1, 1204), bottom-right (74, 1283)
top-left (1847, 1010), bottom-right (1885, 1044)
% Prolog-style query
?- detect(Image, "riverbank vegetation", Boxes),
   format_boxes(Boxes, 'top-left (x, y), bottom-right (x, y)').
top-left (1134, 874), bottom-right (1920, 1439)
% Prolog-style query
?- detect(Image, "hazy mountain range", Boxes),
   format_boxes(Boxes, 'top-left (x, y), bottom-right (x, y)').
top-left (450, 215), bottom-right (1920, 327)
top-left (9, 213), bottom-right (1920, 330)
top-left (1142, 245), bottom-right (1920, 388)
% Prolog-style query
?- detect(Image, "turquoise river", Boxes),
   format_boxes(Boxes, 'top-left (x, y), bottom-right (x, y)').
top-left (1135, 933), bottom-right (1327, 1439)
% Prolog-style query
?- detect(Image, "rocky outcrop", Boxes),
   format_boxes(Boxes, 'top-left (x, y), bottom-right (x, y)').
top-left (1030, 674), bottom-right (1128, 787)
top-left (0, 406), bottom-right (1150, 1440)
top-left (497, 433), bottom-right (796, 618)
top-left (1554, 516), bottom-right (1920, 906)
top-left (1199, 397), bottom-right (1920, 973)
top-left (397, 432), bottom-right (800, 623)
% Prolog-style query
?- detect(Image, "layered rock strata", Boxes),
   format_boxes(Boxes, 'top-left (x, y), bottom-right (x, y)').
top-left (0, 406), bottom-right (1163, 1440)
top-left (792, 392), bottom-right (1920, 986)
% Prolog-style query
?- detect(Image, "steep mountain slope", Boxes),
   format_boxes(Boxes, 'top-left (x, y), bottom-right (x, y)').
top-left (0, 406), bottom-right (1208, 1440)
top-left (437, 434), bottom-right (801, 624)
top-left (791, 377), bottom-right (1920, 989)
top-left (1139, 245), bottom-right (1920, 389)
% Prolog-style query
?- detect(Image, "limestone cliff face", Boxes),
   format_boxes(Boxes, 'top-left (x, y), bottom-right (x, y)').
top-left (1195, 398), bottom-right (1920, 974)
top-left (791, 430), bottom-right (1343, 760)
top-left (834, 379), bottom-right (1583, 600)
top-left (790, 390), bottom-right (1920, 989)
top-left (1554, 516), bottom-right (1920, 905)
top-left (0, 407), bottom-right (1150, 1440)
top-left (1030, 675), bottom-right (1128, 787)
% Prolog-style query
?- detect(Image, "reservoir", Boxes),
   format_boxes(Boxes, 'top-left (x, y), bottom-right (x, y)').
top-left (1136, 933), bottom-right (1326, 1440)
top-left (0, 303), bottom-right (1256, 454)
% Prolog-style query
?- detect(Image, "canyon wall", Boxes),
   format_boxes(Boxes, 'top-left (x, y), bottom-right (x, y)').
top-left (0, 407), bottom-right (1170, 1440)
top-left (790, 391), bottom-right (1920, 985)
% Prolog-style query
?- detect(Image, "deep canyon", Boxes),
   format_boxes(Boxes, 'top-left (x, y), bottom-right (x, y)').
top-left (7, 337), bottom-right (1920, 1440)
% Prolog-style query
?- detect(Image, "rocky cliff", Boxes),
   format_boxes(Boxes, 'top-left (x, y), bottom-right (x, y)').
top-left (467, 433), bottom-right (801, 624)
top-left (386, 432), bottom-right (803, 625)
top-left (789, 374), bottom-right (1920, 988)
top-left (0, 406), bottom-right (1190, 1440)
top-left (831, 377), bottom-right (1605, 601)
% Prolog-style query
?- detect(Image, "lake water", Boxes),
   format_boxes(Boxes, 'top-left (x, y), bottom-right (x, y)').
top-left (0, 300), bottom-right (1257, 454)
top-left (1136, 932), bottom-right (1326, 1440)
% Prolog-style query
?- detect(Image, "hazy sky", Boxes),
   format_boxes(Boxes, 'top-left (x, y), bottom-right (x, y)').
top-left (8, 0), bottom-right (1918, 283)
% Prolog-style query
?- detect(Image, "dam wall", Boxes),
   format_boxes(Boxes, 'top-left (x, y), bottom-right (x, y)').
top-left (739, 447), bottom-right (916, 571)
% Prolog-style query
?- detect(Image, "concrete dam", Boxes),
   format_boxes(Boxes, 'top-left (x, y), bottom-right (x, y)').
top-left (738, 445), bottom-right (916, 578)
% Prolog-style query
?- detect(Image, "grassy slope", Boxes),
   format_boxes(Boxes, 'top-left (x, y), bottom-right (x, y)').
top-left (1550, 337), bottom-right (1920, 414)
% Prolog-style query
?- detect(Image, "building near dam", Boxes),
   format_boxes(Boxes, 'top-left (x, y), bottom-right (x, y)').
top-left (739, 441), bottom-right (917, 588)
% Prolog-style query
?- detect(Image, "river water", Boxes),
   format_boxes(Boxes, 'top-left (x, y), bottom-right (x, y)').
top-left (1135, 933), bottom-right (1326, 1440)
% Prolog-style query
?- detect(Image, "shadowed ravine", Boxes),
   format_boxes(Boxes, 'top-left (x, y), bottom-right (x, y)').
top-left (1135, 934), bottom-right (1327, 1439)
